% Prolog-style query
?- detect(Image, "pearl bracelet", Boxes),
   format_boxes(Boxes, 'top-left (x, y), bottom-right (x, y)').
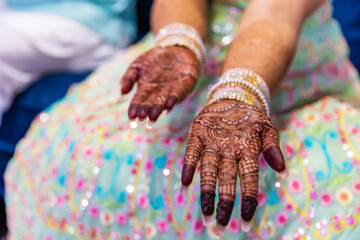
top-left (208, 81), bottom-right (268, 114)
top-left (155, 23), bottom-right (206, 72)
top-left (218, 68), bottom-right (270, 102)
top-left (207, 68), bottom-right (271, 117)
top-left (156, 35), bottom-right (203, 71)
top-left (209, 87), bottom-right (264, 110)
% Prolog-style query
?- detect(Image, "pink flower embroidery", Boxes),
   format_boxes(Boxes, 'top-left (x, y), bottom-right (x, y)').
top-left (59, 218), bottom-right (67, 230)
top-left (257, 188), bottom-right (266, 207)
top-left (135, 136), bottom-right (143, 144)
top-left (75, 178), bottom-right (86, 191)
top-left (144, 160), bottom-right (153, 174)
top-left (352, 181), bottom-right (360, 194)
top-left (320, 192), bottom-right (333, 206)
top-left (191, 219), bottom-right (205, 234)
top-left (227, 218), bottom-right (240, 234)
top-left (166, 213), bottom-right (172, 222)
top-left (78, 223), bottom-right (86, 235)
top-left (300, 150), bottom-right (308, 158)
top-left (56, 196), bottom-right (65, 207)
top-left (349, 126), bottom-right (360, 136)
top-left (295, 120), bottom-right (305, 128)
top-left (51, 167), bottom-right (58, 176)
top-left (322, 114), bottom-right (332, 122)
top-left (136, 193), bottom-right (149, 209)
top-left (88, 206), bottom-right (100, 218)
top-left (157, 219), bottom-right (168, 233)
top-left (84, 146), bottom-right (93, 158)
top-left (275, 212), bottom-right (289, 227)
top-left (174, 191), bottom-right (186, 207)
top-left (116, 212), bottom-right (127, 225)
top-left (286, 204), bottom-right (293, 211)
top-left (90, 226), bottom-right (100, 238)
top-left (287, 177), bottom-right (303, 194)
top-left (162, 138), bottom-right (173, 146)
top-left (284, 142), bottom-right (295, 158)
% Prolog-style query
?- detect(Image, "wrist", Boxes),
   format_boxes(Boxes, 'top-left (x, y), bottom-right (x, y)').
top-left (207, 68), bottom-right (270, 117)
top-left (154, 23), bottom-right (206, 73)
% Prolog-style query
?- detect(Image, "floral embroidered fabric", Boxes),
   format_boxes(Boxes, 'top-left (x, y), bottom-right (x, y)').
top-left (5, 1), bottom-right (360, 239)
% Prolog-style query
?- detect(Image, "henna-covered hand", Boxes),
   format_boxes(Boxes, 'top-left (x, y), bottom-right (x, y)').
top-left (181, 99), bottom-right (288, 236)
top-left (121, 46), bottom-right (200, 122)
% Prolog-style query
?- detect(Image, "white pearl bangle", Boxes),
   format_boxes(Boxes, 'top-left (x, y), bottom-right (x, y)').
top-left (219, 68), bottom-right (270, 102)
top-left (208, 89), bottom-right (264, 111)
top-left (207, 68), bottom-right (271, 117)
top-left (155, 23), bottom-right (206, 72)
top-left (208, 78), bottom-right (269, 111)
top-left (156, 35), bottom-right (204, 71)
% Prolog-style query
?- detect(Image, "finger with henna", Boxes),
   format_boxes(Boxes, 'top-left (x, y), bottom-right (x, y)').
top-left (238, 156), bottom-right (259, 232)
top-left (200, 151), bottom-right (221, 226)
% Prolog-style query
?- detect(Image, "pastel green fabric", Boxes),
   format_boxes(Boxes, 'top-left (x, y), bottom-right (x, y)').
top-left (5, 1), bottom-right (360, 239)
top-left (5, 0), bottom-right (137, 47)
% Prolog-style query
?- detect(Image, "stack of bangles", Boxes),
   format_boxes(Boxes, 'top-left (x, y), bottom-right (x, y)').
top-left (207, 68), bottom-right (271, 117)
top-left (155, 23), bottom-right (206, 72)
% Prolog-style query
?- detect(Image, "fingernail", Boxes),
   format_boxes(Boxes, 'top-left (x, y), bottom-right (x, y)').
top-left (241, 218), bottom-right (250, 232)
top-left (215, 223), bottom-right (225, 237)
top-left (146, 121), bottom-right (155, 129)
top-left (128, 104), bottom-right (139, 120)
top-left (129, 120), bottom-right (138, 129)
top-left (202, 215), bottom-right (213, 227)
top-left (180, 185), bottom-right (188, 195)
top-left (279, 167), bottom-right (289, 180)
top-left (136, 118), bottom-right (146, 124)
top-left (165, 96), bottom-right (178, 110)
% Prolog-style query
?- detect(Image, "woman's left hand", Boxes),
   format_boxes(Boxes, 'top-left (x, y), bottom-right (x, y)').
top-left (181, 99), bottom-right (288, 235)
top-left (121, 46), bottom-right (200, 122)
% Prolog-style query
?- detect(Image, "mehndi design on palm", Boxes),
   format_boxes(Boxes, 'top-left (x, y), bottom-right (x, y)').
top-left (181, 99), bottom-right (288, 234)
top-left (121, 46), bottom-right (200, 122)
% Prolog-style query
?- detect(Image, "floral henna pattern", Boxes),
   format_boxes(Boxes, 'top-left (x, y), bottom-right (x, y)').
top-left (121, 46), bottom-right (200, 121)
top-left (181, 99), bottom-right (286, 230)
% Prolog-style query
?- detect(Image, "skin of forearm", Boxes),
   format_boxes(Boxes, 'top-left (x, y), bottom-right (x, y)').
top-left (150, 0), bottom-right (208, 40)
top-left (222, 0), bottom-right (326, 94)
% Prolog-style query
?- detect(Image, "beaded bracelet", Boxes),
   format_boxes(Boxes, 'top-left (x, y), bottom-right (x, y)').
top-left (218, 68), bottom-right (270, 102)
top-left (208, 81), bottom-right (268, 112)
top-left (155, 23), bottom-right (206, 72)
top-left (207, 68), bottom-right (271, 117)
top-left (209, 87), bottom-right (264, 110)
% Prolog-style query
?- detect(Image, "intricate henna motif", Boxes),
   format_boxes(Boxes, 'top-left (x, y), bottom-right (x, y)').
top-left (200, 191), bottom-right (216, 216)
top-left (216, 199), bottom-right (234, 226)
top-left (121, 46), bottom-right (200, 121)
top-left (181, 99), bottom-right (286, 228)
top-left (241, 196), bottom-right (258, 222)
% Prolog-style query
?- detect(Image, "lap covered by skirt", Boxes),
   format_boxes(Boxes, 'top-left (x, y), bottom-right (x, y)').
top-left (5, 36), bottom-right (360, 240)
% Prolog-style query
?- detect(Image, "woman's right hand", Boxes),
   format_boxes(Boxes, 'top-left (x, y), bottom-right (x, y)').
top-left (181, 99), bottom-right (288, 235)
top-left (121, 46), bottom-right (200, 122)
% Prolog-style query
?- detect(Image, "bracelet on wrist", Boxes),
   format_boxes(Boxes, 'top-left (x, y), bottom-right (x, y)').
top-left (207, 68), bottom-right (271, 117)
top-left (155, 23), bottom-right (206, 73)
